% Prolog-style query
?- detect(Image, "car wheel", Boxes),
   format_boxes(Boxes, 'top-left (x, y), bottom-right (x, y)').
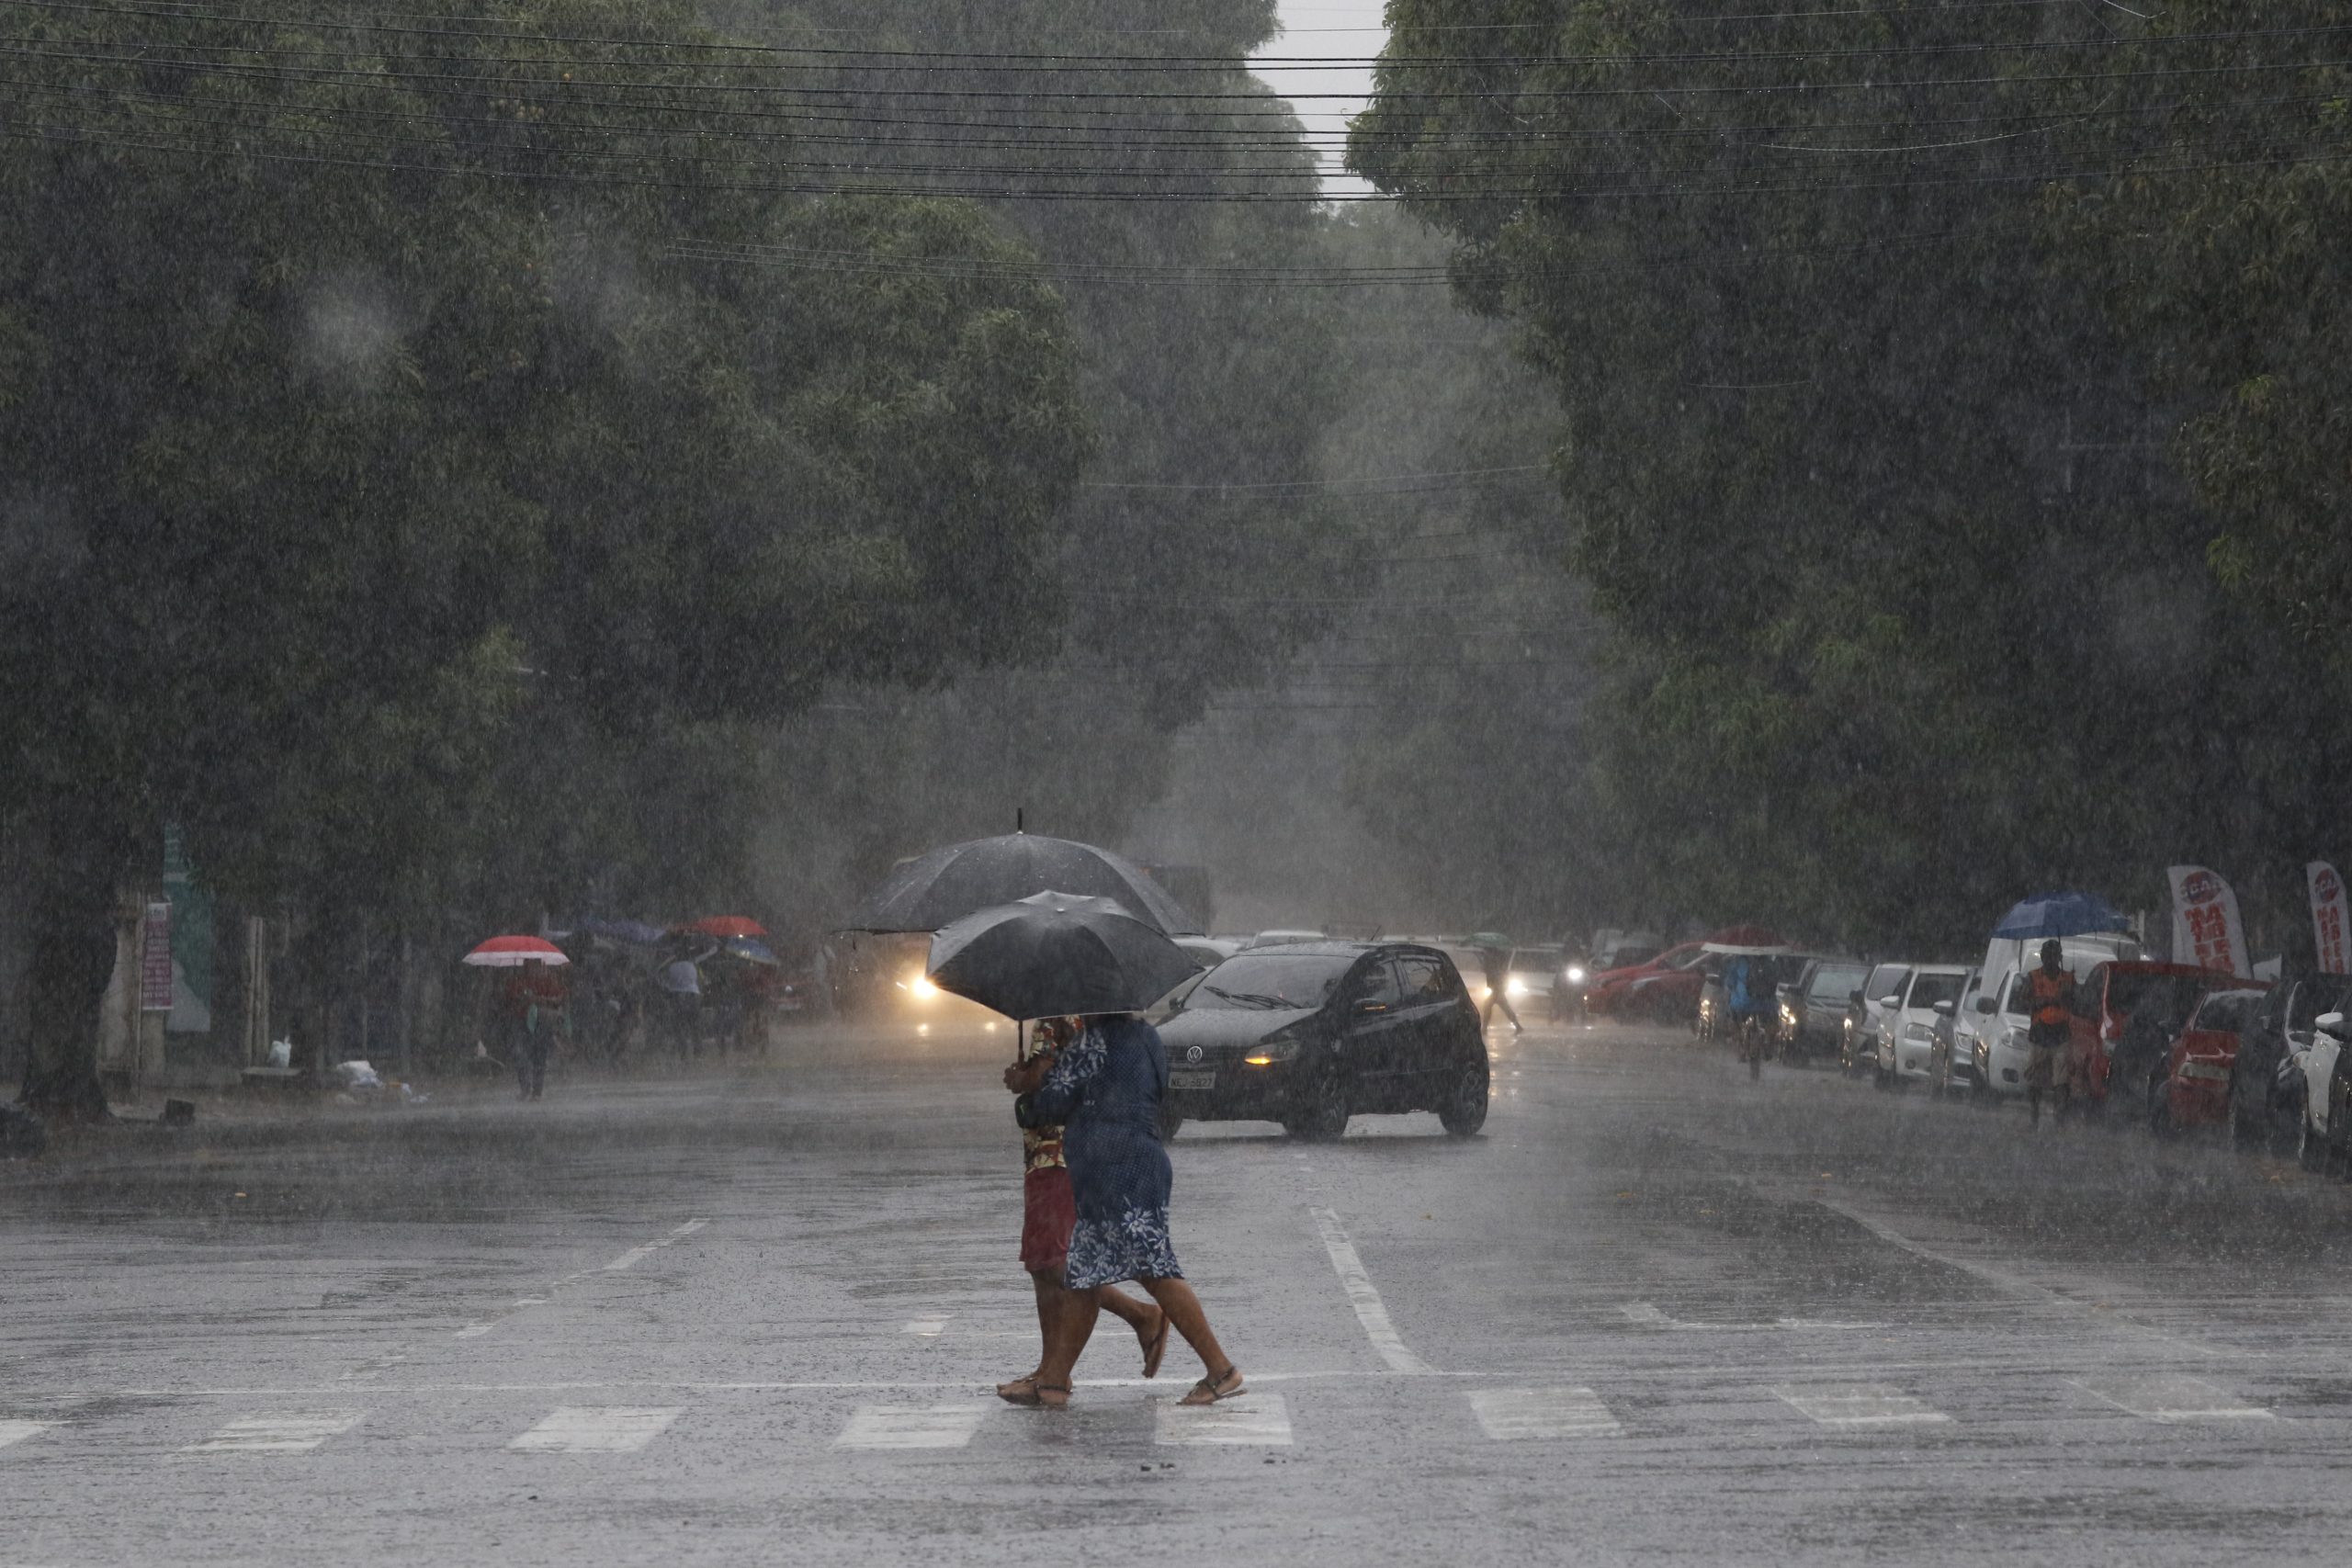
top-left (1437, 1056), bottom-right (1490, 1136)
top-left (1283, 1057), bottom-right (1351, 1142)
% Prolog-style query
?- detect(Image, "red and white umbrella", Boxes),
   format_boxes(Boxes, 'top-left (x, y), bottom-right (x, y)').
top-left (463, 934), bottom-right (570, 967)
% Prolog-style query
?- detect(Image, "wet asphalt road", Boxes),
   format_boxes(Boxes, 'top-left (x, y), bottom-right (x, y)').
top-left (10, 1017), bottom-right (2352, 1565)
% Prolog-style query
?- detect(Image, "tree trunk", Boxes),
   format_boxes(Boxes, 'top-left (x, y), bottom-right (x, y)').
top-left (17, 865), bottom-right (119, 1122)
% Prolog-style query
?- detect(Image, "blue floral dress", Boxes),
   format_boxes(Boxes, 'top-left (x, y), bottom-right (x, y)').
top-left (1023, 1015), bottom-right (1182, 1288)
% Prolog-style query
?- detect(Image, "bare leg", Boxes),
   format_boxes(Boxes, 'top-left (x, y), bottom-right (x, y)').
top-left (1134, 1276), bottom-right (1233, 1381)
top-left (1034, 1283), bottom-right (1100, 1402)
top-left (1096, 1285), bottom-right (1155, 1331)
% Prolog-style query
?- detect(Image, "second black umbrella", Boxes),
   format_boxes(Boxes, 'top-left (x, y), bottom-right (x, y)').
top-left (926, 892), bottom-right (1204, 1022)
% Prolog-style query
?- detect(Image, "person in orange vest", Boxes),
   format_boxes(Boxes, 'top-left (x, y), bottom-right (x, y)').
top-left (2022, 940), bottom-right (2076, 1127)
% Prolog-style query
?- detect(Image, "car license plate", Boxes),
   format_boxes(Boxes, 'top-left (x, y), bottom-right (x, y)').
top-left (1169, 1069), bottom-right (1215, 1091)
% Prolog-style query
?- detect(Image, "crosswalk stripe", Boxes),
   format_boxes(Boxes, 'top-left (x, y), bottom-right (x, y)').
top-left (0, 1420), bottom-right (56, 1450)
top-left (834, 1404), bottom-right (988, 1450)
top-left (1772, 1384), bottom-right (1951, 1427)
top-left (1470, 1387), bottom-right (1622, 1439)
top-left (509, 1407), bottom-right (684, 1453)
top-left (2070, 1374), bottom-right (2272, 1423)
top-left (183, 1412), bottom-right (365, 1453)
top-left (1155, 1393), bottom-right (1292, 1446)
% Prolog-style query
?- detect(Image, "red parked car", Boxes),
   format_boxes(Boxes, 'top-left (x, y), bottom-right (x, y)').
top-left (1581, 942), bottom-right (1707, 1018)
top-left (2070, 960), bottom-right (2245, 1113)
top-left (1583, 929), bottom-right (1790, 1022)
top-left (2157, 987), bottom-right (2269, 1133)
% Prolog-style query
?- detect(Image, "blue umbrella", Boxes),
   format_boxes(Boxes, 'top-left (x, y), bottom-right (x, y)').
top-left (1991, 892), bottom-right (2128, 941)
top-left (577, 917), bottom-right (669, 947)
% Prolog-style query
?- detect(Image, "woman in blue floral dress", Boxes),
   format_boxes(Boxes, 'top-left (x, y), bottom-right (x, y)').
top-left (1011, 1012), bottom-right (1245, 1406)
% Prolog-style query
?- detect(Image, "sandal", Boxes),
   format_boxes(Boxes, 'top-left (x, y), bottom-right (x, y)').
top-left (996, 1376), bottom-right (1044, 1406)
top-left (1177, 1366), bottom-right (1245, 1406)
top-left (1035, 1382), bottom-right (1071, 1409)
top-left (1139, 1312), bottom-right (1170, 1380)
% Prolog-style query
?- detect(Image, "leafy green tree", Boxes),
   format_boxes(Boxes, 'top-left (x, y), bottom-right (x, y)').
top-left (1347, 2), bottom-right (2352, 951)
top-left (0, 0), bottom-right (1092, 1114)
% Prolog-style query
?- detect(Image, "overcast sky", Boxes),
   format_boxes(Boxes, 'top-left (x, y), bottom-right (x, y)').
top-left (1253, 0), bottom-right (1389, 197)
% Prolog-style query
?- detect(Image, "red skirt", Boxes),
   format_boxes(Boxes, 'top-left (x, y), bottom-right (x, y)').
top-left (1020, 1166), bottom-right (1078, 1279)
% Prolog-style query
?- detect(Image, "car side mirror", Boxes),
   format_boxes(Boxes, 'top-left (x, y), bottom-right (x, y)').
top-left (1932, 1000), bottom-right (1954, 1016)
top-left (2320, 1011), bottom-right (2349, 1039)
top-left (1878, 995), bottom-right (1902, 1010)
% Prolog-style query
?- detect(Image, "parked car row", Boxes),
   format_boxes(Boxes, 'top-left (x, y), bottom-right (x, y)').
top-left (1760, 945), bottom-right (2352, 1174)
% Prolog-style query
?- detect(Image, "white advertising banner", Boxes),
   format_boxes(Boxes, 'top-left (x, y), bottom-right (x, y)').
top-left (2311, 862), bottom-right (2351, 976)
top-left (2168, 865), bottom-right (2251, 978)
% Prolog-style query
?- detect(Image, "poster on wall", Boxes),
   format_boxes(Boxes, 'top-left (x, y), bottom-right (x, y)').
top-left (140, 901), bottom-right (175, 1012)
top-left (2312, 862), bottom-right (2351, 976)
top-left (2168, 865), bottom-right (2252, 979)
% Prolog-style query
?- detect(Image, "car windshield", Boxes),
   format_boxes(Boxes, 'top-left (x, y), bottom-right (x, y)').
top-left (2106, 971), bottom-right (2205, 1023)
top-left (1610, 944), bottom-right (1660, 969)
top-left (1866, 964), bottom-right (1909, 1002)
top-left (2290, 976), bottom-right (2352, 1031)
top-left (1510, 947), bottom-right (1561, 972)
top-left (1189, 953), bottom-right (1353, 1010)
top-left (1906, 972), bottom-right (1964, 1010)
top-left (1809, 964), bottom-right (1869, 1001)
top-left (2190, 991), bottom-right (2256, 1033)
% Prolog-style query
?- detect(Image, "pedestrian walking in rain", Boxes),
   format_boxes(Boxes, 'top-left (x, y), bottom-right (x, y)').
top-left (1005, 1012), bottom-right (1244, 1407)
top-left (1481, 943), bottom-right (1523, 1034)
top-left (501, 962), bottom-right (569, 1101)
top-left (655, 942), bottom-right (706, 1060)
top-left (994, 1016), bottom-right (1167, 1408)
top-left (2023, 939), bottom-right (2076, 1126)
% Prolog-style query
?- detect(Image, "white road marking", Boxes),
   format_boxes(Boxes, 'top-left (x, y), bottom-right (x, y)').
top-left (1155, 1393), bottom-right (1292, 1446)
top-left (0, 1419), bottom-right (56, 1450)
top-left (1470, 1387), bottom-right (1622, 1440)
top-left (904, 1318), bottom-right (950, 1338)
top-left (1622, 1300), bottom-right (1883, 1332)
top-left (2070, 1374), bottom-right (2273, 1423)
top-left (603, 1217), bottom-right (710, 1273)
top-left (509, 1407), bottom-right (684, 1453)
top-left (1773, 1385), bottom-right (1951, 1427)
top-left (183, 1411), bottom-right (366, 1453)
top-left (834, 1404), bottom-right (988, 1450)
top-left (1310, 1207), bottom-right (1438, 1375)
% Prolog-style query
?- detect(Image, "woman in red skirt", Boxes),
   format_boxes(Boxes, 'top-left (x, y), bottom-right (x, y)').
top-left (998, 1016), bottom-right (1167, 1407)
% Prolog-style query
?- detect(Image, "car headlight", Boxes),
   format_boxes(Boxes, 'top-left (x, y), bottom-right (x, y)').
top-left (902, 973), bottom-right (938, 1001)
top-left (1243, 1036), bottom-right (1301, 1066)
top-left (1506, 976), bottom-right (1528, 998)
top-left (1905, 1022), bottom-right (1934, 1042)
top-left (1564, 965), bottom-right (1587, 986)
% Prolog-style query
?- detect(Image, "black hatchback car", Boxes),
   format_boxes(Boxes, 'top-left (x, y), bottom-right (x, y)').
top-left (1157, 942), bottom-right (1489, 1141)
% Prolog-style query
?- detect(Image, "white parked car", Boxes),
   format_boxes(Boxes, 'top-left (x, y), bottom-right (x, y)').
top-left (1876, 964), bottom-right (1970, 1089)
top-left (1964, 965), bottom-right (2037, 1099)
top-left (1843, 961), bottom-right (1912, 1074)
top-left (2289, 1009), bottom-right (2352, 1170)
top-left (1929, 966), bottom-right (1988, 1097)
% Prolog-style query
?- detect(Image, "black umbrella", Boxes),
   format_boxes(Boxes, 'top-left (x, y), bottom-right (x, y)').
top-left (926, 892), bottom-right (1204, 1021)
top-left (843, 833), bottom-right (1202, 936)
